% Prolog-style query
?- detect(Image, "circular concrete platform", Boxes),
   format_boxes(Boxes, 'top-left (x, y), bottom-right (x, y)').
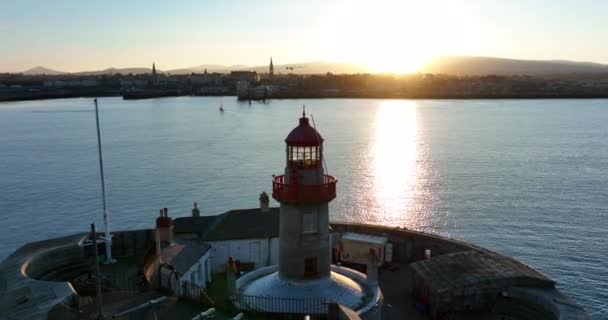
top-left (235, 265), bottom-right (380, 315)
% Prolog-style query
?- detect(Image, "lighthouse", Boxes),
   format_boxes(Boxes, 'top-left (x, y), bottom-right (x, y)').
top-left (272, 108), bottom-right (337, 280)
top-left (236, 108), bottom-right (380, 317)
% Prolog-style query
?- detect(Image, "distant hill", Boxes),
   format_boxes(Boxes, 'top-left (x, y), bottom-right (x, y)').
top-left (75, 67), bottom-right (152, 75)
top-left (17, 62), bottom-right (366, 76)
top-left (22, 66), bottom-right (65, 75)
top-left (17, 57), bottom-right (608, 76)
top-left (20, 66), bottom-right (152, 75)
top-left (167, 64), bottom-right (244, 74)
top-left (166, 62), bottom-right (369, 75)
top-left (420, 56), bottom-right (608, 76)
top-left (255, 62), bottom-right (368, 75)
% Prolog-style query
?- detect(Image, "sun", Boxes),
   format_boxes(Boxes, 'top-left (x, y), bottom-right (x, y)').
top-left (326, 0), bottom-right (450, 74)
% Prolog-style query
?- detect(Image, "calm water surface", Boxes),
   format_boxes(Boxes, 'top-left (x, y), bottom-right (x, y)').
top-left (0, 97), bottom-right (606, 318)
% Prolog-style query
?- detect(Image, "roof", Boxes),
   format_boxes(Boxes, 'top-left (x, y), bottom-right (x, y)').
top-left (173, 215), bottom-right (221, 236)
top-left (204, 208), bottom-right (280, 241)
top-left (342, 232), bottom-right (387, 245)
top-left (410, 251), bottom-right (554, 295)
top-left (285, 116), bottom-right (324, 146)
top-left (173, 208), bottom-right (280, 241)
top-left (161, 239), bottom-right (211, 274)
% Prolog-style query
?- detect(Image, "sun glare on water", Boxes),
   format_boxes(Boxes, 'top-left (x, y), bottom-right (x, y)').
top-left (372, 101), bottom-right (421, 225)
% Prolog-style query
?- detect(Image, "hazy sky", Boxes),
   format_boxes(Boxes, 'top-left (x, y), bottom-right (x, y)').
top-left (1, 0), bottom-right (607, 73)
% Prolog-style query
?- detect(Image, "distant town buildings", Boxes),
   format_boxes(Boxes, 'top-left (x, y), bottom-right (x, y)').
top-left (2, 68), bottom-right (608, 101)
top-left (229, 71), bottom-right (259, 83)
top-left (191, 72), bottom-right (222, 86)
top-left (43, 79), bottom-right (97, 88)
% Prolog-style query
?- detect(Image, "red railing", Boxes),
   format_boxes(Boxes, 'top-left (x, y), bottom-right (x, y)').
top-left (272, 174), bottom-right (337, 203)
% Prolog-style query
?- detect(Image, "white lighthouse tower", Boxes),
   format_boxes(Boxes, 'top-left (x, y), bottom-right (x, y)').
top-left (236, 109), bottom-right (381, 317)
top-left (274, 108), bottom-right (336, 280)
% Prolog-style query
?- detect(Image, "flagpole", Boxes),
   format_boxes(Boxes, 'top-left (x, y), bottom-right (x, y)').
top-left (94, 98), bottom-right (114, 264)
top-left (90, 223), bottom-right (104, 319)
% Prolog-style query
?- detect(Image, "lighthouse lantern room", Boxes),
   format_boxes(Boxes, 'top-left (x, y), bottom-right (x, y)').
top-left (272, 109), bottom-right (337, 204)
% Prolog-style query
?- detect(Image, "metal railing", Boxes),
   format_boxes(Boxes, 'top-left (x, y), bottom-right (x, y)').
top-left (272, 174), bottom-right (337, 203)
top-left (232, 294), bottom-right (331, 318)
top-left (181, 281), bottom-right (204, 301)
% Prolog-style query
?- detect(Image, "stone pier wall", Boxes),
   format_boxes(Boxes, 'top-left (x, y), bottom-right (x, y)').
top-left (330, 223), bottom-right (488, 264)
top-left (21, 235), bottom-right (88, 281)
top-left (111, 229), bottom-right (155, 258)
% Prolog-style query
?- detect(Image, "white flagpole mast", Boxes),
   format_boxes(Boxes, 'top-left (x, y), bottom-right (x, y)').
top-left (94, 98), bottom-right (114, 264)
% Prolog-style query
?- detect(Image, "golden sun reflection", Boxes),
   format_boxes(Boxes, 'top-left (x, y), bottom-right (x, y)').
top-left (372, 101), bottom-right (420, 225)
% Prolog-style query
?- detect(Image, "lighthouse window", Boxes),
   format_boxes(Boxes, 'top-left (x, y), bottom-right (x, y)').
top-left (303, 211), bottom-right (318, 234)
top-left (310, 147), bottom-right (317, 162)
top-left (288, 146), bottom-right (321, 167)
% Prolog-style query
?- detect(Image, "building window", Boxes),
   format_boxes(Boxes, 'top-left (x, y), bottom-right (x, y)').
top-left (302, 210), bottom-right (318, 234)
top-left (198, 263), bottom-right (203, 284)
top-left (190, 271), bottom-right (195, 283)
top-left (304, 257), bottom-right (318, 277)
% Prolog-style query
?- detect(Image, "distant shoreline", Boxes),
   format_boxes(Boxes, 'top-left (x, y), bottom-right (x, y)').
top-left (0, 92), bottom-right (120, 102)
top-left (3, 92), bottom-right (608, 103)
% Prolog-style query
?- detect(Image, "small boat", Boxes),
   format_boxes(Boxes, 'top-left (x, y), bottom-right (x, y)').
top-left (219, 98), bottom-right (225, 112)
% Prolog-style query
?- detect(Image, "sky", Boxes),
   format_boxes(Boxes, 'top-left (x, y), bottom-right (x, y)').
top-left (1, 0), bottom-right (607, 73)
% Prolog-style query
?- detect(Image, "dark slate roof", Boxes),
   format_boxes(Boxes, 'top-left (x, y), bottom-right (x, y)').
top-left (161, 239), bottom-right (210, 274)
top-left (410, 250), bottom-right (554, 295)
top-left (173, 215), bottom-right (221, 236)
top-left (204, 207), bottom-right (280, 241)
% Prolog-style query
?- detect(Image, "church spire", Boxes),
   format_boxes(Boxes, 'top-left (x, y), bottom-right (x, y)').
top-left (269, 56), bottom-right (274, 78)
top-left (151, 62), bottom-right (158, 86)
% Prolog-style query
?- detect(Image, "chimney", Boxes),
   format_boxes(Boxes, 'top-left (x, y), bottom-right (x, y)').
top-left (192, 202), bottom-right (200, 217)
top-left (259, 192), bottom-right (270, 212)
top-left (156, 208), bottom-right (173, 253)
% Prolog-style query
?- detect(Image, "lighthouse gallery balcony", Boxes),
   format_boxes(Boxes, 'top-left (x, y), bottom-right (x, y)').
top-left (272, 174), bottom-right (337, 203)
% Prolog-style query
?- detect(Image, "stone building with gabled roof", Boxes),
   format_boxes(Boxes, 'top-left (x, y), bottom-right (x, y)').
top-left (152, 208), bottom-right (212, 294)
top-left (202, 207), bottom-right (280, 241)
top-left (410, 250), bottom-right (554, 318)
top-left (158, 239), bottom-right (211, 292)
top-left (172, 196), bottom-right (282, 273)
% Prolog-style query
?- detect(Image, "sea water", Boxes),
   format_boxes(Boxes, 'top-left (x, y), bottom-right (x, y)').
top-left (0, 97), bottom-right (606, 318)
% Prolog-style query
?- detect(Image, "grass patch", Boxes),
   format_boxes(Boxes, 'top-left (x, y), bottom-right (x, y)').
top-left (206, 272), bottom-right (231, 309)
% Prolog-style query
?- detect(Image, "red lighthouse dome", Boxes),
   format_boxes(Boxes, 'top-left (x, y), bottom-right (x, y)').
top-left (285, 111), bottom-right (324, 147)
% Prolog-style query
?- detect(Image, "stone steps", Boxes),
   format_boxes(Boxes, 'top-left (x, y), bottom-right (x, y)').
top-left (37, 262), bottom-right (91, 282)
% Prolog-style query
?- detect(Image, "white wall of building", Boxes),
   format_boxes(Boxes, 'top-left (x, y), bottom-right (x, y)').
top-left (180, 250), bottom-right (212, 289)
top-left (159, 250), bottom-right (212, 293)
top-left (208, 237), bottom-right (280, 273)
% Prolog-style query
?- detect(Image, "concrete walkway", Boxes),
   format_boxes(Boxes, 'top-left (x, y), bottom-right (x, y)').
top-left (379, 263), bottom-right (430, 320)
